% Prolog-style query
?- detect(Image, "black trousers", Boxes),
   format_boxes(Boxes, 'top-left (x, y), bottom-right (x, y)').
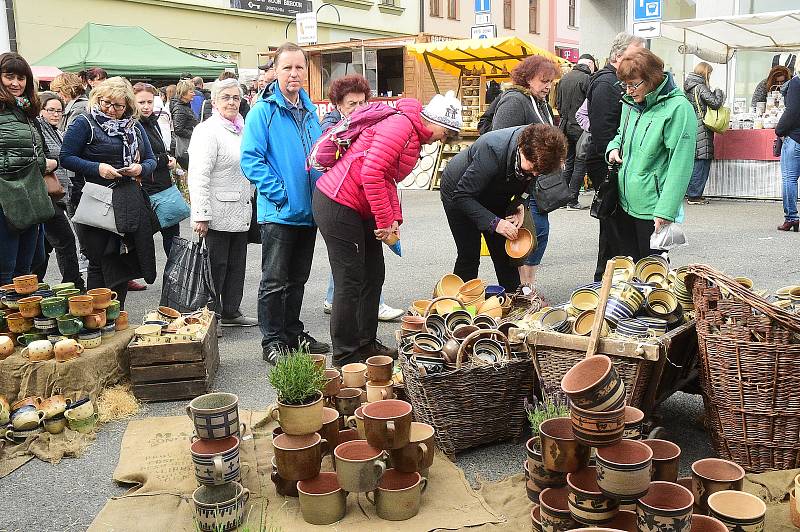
top-left (313, 189), bottom-right (383, 365)
top-left (588, 156), bottom-right (621, 282)
top-left (563, 132), bottom-right (587, 203)
top-left (205, 229), bottom-right (248, 320)
top-left (257, 222), bottom-right (316, 348)
top-left (442, 201), bottom-right (520, 292)
top-left (160, 223), bottom-right (180, 258)
top-left (33, 204), bottom-right (85, 291)
top-left (613, 207), bottom-right (661, 262)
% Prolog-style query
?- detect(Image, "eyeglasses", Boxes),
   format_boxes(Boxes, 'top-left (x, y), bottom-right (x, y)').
top-left (99, 99), bottom-right (126, 111)
top-left (619, 79), bottom-right (646, 91)
top-left (44, 108), bottom-right (63, 114)
top-left (218, 95), bottom-right (241, 103)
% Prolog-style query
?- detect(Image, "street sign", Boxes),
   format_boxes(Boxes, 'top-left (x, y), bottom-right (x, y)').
top-left (633, 20), bottom-right (661, 39)
top-left (633, 0), bottom-right (662, 22)
top-left (471, 24), bottom-right (496, 39)
top-left (231, 0), bottom-right (313, 18)
top-left (474, 0), bottom-right (490, 14)
top-left (475, 13), bottom-right (491, 25)
top-left (296, 12), bottom-right (317, 44)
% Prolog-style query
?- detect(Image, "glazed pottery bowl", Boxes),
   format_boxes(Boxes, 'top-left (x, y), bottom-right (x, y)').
top-left (411, 299), bottom-right (432, 315)
top-left (691, 514), bottom-right (729, 532)
top-left (86, 288), bottom-right (117, 310)
top-left (458, 278), bottom-right (486, 297)
top-left (50, 282), bottom-right (74, 293)
top-left (539, 417), bottom-right (590, 473)
top-left (707, 490), bottom-right (766, 532)
top-left (156, 305), bottom-right (181, 321)
top-left (525, 436), bottom-right (567, 490)
top-left (505, 228), bottom-right (533, 258)
top-left (400, 315), bottom-right (425, 332)
top-left (636, 481), bottom-right (693, 532)
top-left (570, 403), bottom-right (625, 447)
top-left (266, 392), bottom-right (323, 436)
top-left (11, 406), bottom-right (44, 430)
top-left (190, 435), bottom-right (241, 486)
top-left (367, 469), bottom-right (427, 521)
top-left (33, 317), bottom-right (57, 331)
top-left (646, 289), bottom-right (679, 315)
top-left (297, 472), bottom-right (347, 525)
top-left (105, 300), bottom-right (121, 320)
top-left (64, 397), bottom-right (94, 419)
top-left (539, 487), bottom-right (577, 532)
top-left (423, 314), bottom-right (447, 339)
top-left (18, 295), bottom-right (43, 318)
top-left (12, 274), bottom-right (38, 295)
top-left (101, 324), bottom-right (116, 338)
top-left (472, 314), bottom-right (498, 329)
top-left (561, 355), bottom-right (626, 412)
top-left (567, 466), bottom-right (620, 525)
top-left (68, 295), bottom-right (94, 317)
top-left (363, 399), bottom-right (413, 450)
top-left (595, 439), bottom-right (653, 500)
top-left (334, 439), bottom-right (387, 493)
top-left (541, 308), bottom-right (570, 333)
top-left (335, 388), bottom-right (363, 417)
top-left (192, 481), bottom-right (250, 532)
top-left (65, 410), bottom-right (98, 433)
top-left (623, 406), bottom-right (644, 440)
top-left (38, 394), bottom-right (71, 419)
top-left (77, 330), bottom-right (102, 349)
top-left (436, 273), bottom-right (464, 297)
top-left (412, 333), bottom-right (444, 356)
top-left (642, 439), bottom-right (681, 482)
top-left (604, 298), bottom-right (636, 326)
top-left (571, 288), bottom-right (600, 311)
top-left (55, 288), bottom-right (80, 299)
top-left (691, 458), bottom-right (745, 513)
top-left (445, 310), bottom-right (473, 333)
top-left (57, 314), bottom-right (83, 336)
top-left (273, 432), bottom-right (326, 481)
top-left (43, 414), bottom-right (67, 434)
top-left (6, 312), bottom-right (33, 334)
top-left (186, 392), bottom-right (242, 440)
top-left (341, 362), bottom-right (368, 387)
top-left (17, 332), bottom-right (45, 347)
top-left (473, 338), bottom-right (503, 363)
top-left (573, 310), bottom-right (610, 337)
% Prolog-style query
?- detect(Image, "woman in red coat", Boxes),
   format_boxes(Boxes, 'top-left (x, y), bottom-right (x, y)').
top-left (313, 92), bottom-right (462, 367)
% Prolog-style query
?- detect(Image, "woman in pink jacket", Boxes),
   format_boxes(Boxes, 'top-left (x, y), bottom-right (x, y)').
top-left (313, 92), bottom-right (462, 367)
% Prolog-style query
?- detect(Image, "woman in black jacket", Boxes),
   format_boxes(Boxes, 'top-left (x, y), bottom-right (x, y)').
top-left (172, 79), bottom-right (198, 171)
top-left (134, 83), bottom-right (183, 257)
top-left (440, 124), bottom-right (566, 291)
top-left (684, 62), bottom-right (725, 205)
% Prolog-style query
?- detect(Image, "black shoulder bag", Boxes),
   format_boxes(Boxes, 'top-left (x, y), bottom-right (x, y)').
top-left (590, 111), bottom-right (630, 220)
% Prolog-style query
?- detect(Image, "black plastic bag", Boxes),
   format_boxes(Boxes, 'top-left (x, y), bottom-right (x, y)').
top-left (159, 236), bottom-right (217, 313)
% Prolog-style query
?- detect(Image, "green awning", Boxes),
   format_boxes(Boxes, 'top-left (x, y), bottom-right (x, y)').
top-left (34, 23), bottom-right (236, 79)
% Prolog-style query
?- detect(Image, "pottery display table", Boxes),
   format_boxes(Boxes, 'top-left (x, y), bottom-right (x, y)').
top-left (0, 329), bottom-right (134, 402)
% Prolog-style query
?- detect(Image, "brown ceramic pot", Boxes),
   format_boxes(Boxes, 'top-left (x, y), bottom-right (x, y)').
top-left (642, 439), bottom-right (681, 483)
top-left (87, 288), bottom-right (117, 310)
top-left (6, 312), bottom-right (33, 334)
top-left (11, 396), bottom-right (42, 412)
top-left (341, 362), bottom-right (367, 388)
top-left (530, 504), bottom-right (542, 532)
top-left (526, 436), bottom-right (567, 490)
top-left (68, 295), bottom-right (94, 317)
top-left (318, 407), bottom-right (340, 452)
top-left (362, 399), bottom-right (412, 450)
top-left (366, 355), bottom-right (393, 382)
top-left (560, 355), bottom-right (625, 412)
top-left (114, 311), bottom-right (129, 331)
top-left (539, 487), bottom-right (577, 532)
top-left (310, 353), bottom-right (327, 369)
top-left (366, 380), bottom-right (394, 403)
top-left (334, 387), bottom-right (362, 418)
top-left (636, 481), bottom-right (693, 532)
top-left (323, 368), bottom-right (341, 397)
top-left (12, 274), bottom-right (38, 295)
top-left (622, 406), bottom-right (644, 439)
top-left (272, 432), bottom-right (327, 481)
top-left (297, 472), bottom-right (347, 525)
top-left (570, 403), bottom-right (625, 448)
top-left (266, 392), bottom-right (324, 436)
top-left (691, 458), bottom-right (745, 514)
top-left (389, 421), bottom-right (434, 473)
top-left (83, 309), bottom-right (107, 330)
top-left (539, 417), bottom-right (591, 473)
top-left (270, 456), bottom-right (299, 497)
top-left (595, 439), bottom-right (653, 500)
top-left (333, 439), bottom-right (387, 493)
top-left (566, 466), bottom-right (620, 525)
top-left (366, 469), bottom-right (427, 521)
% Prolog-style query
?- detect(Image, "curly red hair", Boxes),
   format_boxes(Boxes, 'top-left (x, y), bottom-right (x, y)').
top-left (510, 56), bottom-right (561, 87)
top-left (518, 123), bottom-right (567, 176)
top-left (328, 74), bottom-right (371, 105)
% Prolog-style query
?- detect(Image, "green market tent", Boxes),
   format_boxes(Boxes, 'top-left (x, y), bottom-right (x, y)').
top-left (34, 23), bottom-right (235, 79)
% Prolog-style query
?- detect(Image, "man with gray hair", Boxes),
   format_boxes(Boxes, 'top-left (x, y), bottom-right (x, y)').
top-left (585, 32), bottom-right (645, 280)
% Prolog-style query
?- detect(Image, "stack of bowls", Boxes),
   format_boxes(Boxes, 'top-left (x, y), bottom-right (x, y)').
top-left (540, 308), bottom-right (570, 334)
top-left (671, 267), bottom-right (694, 312)
top-left (399, 315), bottom-right (425, 338)
top-left (603, 298), bottom-right (636, 327)
top-left (433, 274), bottom-right (463, 299)
top-left (645, 289), bottom-right (684, 327)
top-left (476, 296), bottom-right (502, 319)
top-left (634, 255), bottom-right (669, 286)
top-left (615, 318), bottom-right (650, 339)
top-left (457, 279), bottom-right (486, 308)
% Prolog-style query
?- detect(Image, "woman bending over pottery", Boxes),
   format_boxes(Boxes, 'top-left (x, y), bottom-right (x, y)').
top-left (440, 123), bottom-right (567, 292)
top-left (313, 92), bottom-right (461, 368)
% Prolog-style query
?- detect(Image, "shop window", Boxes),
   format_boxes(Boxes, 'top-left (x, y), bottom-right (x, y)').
top-left (504, 0), bottom-right (513, 29)
top-left (430, 0), bottom-right (441, 17)
top-left (568, 0), bottom-right (576, 27)
top-left (529, 0), bottom-right (538, 34)
top-left (447, 0), bottom-right (457, 20)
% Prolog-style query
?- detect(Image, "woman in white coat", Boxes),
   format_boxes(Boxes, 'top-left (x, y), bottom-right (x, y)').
top-left (188, 77), bottom-right (258, 327)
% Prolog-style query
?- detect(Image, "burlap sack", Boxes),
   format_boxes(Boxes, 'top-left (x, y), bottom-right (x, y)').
top-left (0, 428), bottom-right (96, 478)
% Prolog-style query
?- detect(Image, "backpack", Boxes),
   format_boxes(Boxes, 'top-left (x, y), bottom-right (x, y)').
top-left (476, 94), bottom-right (503, 135)
top-left (308, 102), bottom-right (400, 172)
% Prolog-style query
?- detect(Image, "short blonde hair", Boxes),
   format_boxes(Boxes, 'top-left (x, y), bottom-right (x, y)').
top-left (176, 79), bottom-right (195, 99)
top-left (50, 72), bottom-right (85, 100)
top-left (89, 76), bottom-right (139, 119)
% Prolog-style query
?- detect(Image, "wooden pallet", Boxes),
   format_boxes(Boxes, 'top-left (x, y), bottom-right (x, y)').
top-left (128, 317), bottom-right (220, 402)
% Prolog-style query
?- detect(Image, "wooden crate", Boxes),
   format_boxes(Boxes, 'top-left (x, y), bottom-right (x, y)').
top-left (128, 317), bottom-right (220, 402)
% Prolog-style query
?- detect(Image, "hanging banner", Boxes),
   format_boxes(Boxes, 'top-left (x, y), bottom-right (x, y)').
top-left (230, 0), bottom-right (312, 18)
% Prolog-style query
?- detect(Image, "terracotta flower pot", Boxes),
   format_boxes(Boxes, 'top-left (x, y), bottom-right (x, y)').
top-left (595, 439), bottom-right (653, 500)
top-left (691, 458), bottom-right (745, 514)
top-left (691, 514), bottom-right (729, 532)
top-left (539, 417), bottom-right (591, 473)
top-left (560, 355), bottom-right (625, 412)
top-left (570, 403), bottom-right (625, 448)
top-left (636, 481), bottom-right (693, 532)
top-left (622, 406), bottom-right (644, 440)
top-left (566, 466), bottom-right (620, 525)
top-left (526, 436), bottom-right (567, 490)
top-left (707, 490), bottom-right (766, 532)
top-left (539, 487), bottom-right (577, 532)
top-left (266, 391), bottom-right (324, 436)
top-left (641, 439), bottom-right (681, 483)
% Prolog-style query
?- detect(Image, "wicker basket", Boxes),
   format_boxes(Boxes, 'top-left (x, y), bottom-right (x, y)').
top-left (399, 329), bottom-right (536, 457)
top-left (688, 264), bottom-right (800, 473)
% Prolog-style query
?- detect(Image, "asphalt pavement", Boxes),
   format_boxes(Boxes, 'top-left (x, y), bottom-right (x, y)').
top-left (2, 191), bottom-right (798, 531)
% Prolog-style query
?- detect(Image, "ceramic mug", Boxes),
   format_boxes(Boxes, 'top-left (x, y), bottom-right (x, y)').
top-left (560, 355), bottom-right (625, 412)
top-left (623, 406), bottom-right (645, 440)
top-left (323, 368), bottom-right (342, 397)
top-left (190, 435), bottom-right (241, 486)
top-left (192, 481), bottom-right (250, 532)
top-left (18, 295), bottom-right (43, 318)
top-left (17, 332), bottom-right (45, 347)
top-left (50, 282), bottom-right (74, 293)
top-left (366, 355), bottom-right (393, 382)
top-left (363, 399), bottom-right (413, 450)
top-left (335, 388), bottom-right (362, 418)
top-left (64, 397), bottom-right (94, 419)
top-left (38, 394), bottom-right (71, 419)
top-left (6, 312), bottom-right (33, 334)
top-left (65, 410), bottom-right (98, 433)
top-left (566, 466), bottom-right (620, 525)
top-left (57, 314), bottom-right (84, 336)
top-left (367, 469), bottom-right (427, 521)
top-left (11, 406), bottom-right (45, 430)
top-left (115, 311), bottom-right (129, 331)
top-left (539, 417), bottom-right (591, 473)
top-left (569, 403), bottom-right (625, 448)
top-left (12, 274), bottom-right (38, 295)
top-left (21, 339), bottom-right (54, 361)
top-left (366, 380), bottom-right (394, 403)
top-left (636, 481), bottom-right (693, 532)
top-left (691, 458), bottom-right (746, 514)
top-left (86, 288), bottom-right (117, 310)
top-left (270, 457), bottom-right (299, 497)
top-left (77, 331), bottom-right (102, 350)
top-left (297, 472), bottom-right (347, 525)
top-left (266, 393), bottom-right (324, 436)
top-left (68, 295), bottom-right (94, 317)
top-left (186, 392), bottom-right (243, 440)
top-left (83, 309), bottom-right (107, 330)
top-left (272, 432), bottom-right (328, 481)
top-left (43, 413), bottom-right (67, 434)
top-left (642, 439), bottom-right (681, 483)
top-left (0, 335), bottom-right (14, 359)
top-left (345, 406), bottom-right (366, 439)
top-left (54, 338), bottom-right (84, 362)
top-left (33, 317), bottom-right (57, 331)
top-left (341, 362), bottom-right (368, 388)
top-left (595, 439), bottom-right (653, 500)
top-left (334, 439), bottom-right (387, 493)
top-left (105, 300), bottom-right (121, 320)
top-left (389, 421), bottom-right (435, 473)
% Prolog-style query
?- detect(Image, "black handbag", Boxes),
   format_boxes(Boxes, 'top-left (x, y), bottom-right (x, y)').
top-left (533, 171), bottom-right (573, 213)
top-left (247, 190), bottom-right (261, 244)
top-left (773, 136), bottom-right (783, 158)
top-left (590, 112), bottom-right (631, 220)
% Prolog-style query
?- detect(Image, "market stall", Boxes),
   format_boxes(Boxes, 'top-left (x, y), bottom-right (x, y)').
top-left (661, 10), bottom-right (800, 199)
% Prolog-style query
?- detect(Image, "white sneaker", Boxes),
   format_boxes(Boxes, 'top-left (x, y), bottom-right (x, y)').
top-left (378, 303), bottom-right (405, 322)
top-left (323, 300), bottom-right (332, 314)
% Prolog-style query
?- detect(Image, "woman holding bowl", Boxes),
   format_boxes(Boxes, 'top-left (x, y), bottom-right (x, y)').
top-left (440, 123), bottom-right (566, 291)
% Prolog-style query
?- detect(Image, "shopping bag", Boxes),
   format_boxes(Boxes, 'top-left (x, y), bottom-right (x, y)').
top-left (159, 236), bottom-right (217, 313)
top-left (650, 223), bottom-right (688, 251)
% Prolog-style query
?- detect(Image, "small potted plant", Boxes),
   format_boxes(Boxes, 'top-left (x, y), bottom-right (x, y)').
top-left (267, 349), bottom-right (326, 435)
top-left (524, 385), bottom-right (570, 491)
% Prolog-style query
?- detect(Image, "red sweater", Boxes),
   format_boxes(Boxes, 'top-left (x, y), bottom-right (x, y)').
top-left (315, 98), bottom-right (433, 229)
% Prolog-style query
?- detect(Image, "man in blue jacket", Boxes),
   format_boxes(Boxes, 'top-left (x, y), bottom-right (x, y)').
top-left (241, 42), bottom-right (329, 364)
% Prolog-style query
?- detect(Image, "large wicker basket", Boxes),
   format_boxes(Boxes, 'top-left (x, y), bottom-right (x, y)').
top-left (688, 264), bottom-right (800, 473)
top-left (399, 329), bottom-right (536, 457)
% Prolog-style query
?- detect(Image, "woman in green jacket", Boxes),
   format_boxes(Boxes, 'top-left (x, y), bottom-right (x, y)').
top-left (606, 47), bottom-right (697, 260)
top-left (0, 53), bottom-right (57, 285)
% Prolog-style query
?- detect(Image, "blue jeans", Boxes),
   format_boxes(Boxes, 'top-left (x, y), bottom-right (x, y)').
top-left (326, 273), bottom-right (385, 306)
top-left (781, 137), bottom-right (800, 222)
top-left (523, 196), bottom-right (550, 266)
top-left (687, 159), bottom-right (712, 198)
top-left (0, 207), bottom-right (43, 285)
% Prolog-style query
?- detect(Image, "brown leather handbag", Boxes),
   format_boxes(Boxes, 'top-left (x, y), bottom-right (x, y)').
top-left (44, 172), bottom-right (65, 201)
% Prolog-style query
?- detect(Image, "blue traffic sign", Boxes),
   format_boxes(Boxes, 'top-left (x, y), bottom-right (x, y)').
top-left (633, 0), bottom-right (661, 21)
top-left (474, 0), bottom-right (490, 14)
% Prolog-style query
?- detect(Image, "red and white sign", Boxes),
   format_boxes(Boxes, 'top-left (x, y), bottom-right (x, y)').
top-left (556, 47), bottom-right (580, 63)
